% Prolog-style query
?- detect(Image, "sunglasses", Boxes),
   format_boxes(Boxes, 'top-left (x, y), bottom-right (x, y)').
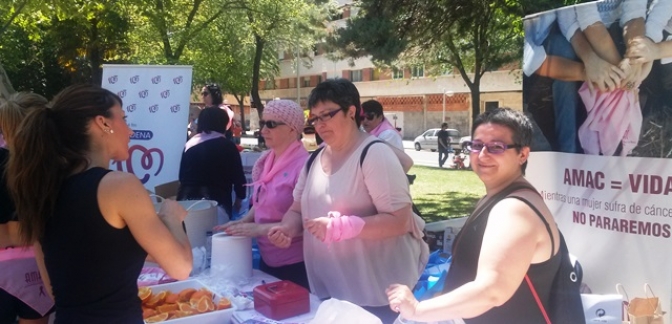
top-left (307, 108), bottom-right (343, 125)
top-left (361, 112), bottom-right (378, 121)
top-left (260, 120), bottom-right (286, 129)
top-left (467, 140), bottom-right (521, 154)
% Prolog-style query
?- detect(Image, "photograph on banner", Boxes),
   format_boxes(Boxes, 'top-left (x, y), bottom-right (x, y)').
top-left (522, 1), bottom-right (672, 322)
top-left (101, 65), bottom-right (193, 192)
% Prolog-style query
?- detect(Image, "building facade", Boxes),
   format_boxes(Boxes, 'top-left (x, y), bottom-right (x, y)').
top-left (257, 0), bottom-right (523, 139)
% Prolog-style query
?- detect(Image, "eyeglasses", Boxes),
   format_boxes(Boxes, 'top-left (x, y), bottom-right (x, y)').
top-left (362, 112), bottom-right (377, 121)
top-left (467, 140), bottom-right (521, 154)
top-left (307, 108), bottom-right (343, 125)
top-left (260, 120), bottom-right (286, 129)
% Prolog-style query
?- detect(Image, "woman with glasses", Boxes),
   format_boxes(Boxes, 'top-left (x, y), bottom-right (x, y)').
top-left (216, 100), bottom-right (309, 289)
top-left (268, 79), bottom-right (428, 323)
top-left (387, 108), bottom-right (582, 323)
top-left (177, 107), bottom-right (247, 223)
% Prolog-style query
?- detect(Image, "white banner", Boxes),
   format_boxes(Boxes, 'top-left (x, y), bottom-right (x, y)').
top-left (101, 64), bottom-right (193, 191)
top-left (527, 152), bottom-right (672, 319)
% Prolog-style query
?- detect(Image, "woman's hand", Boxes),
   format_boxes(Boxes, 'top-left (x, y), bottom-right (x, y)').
top-left (583, 53), bottom-right (625, 92)
top-left (222, 222), bottom-right (262, 237)
top-left (386, 284), bottom-right (419, 319)
top-left (268, 225), bottom-right (292, 248)
top-left (303, 217), bottom-right (329, 241)
top-left (158, 199), bottom-right (188, 223)
top-left (626, 37), bottom-right (660, 64)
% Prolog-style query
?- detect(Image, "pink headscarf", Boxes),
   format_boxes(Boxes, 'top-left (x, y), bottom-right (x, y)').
top-left (578, 83), bottom-right (642, 156)
top-left (261, 100), bottom-right (305, 133)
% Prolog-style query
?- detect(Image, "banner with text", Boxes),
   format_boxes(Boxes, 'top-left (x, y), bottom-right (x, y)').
top-left (524, 0), bottom-right (672, 320)
top-left (101, 64), bottom-right (193, 191)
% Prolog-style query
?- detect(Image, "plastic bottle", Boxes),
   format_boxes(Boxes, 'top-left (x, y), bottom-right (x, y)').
top-left (205, 231), bottom-right (213, 269)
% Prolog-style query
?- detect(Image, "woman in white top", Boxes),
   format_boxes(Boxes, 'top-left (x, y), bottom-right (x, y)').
top-left (268, 79), bottom-right (428, 323)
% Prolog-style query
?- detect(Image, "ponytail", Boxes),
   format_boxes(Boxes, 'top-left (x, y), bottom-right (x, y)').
top-left (6, 84), bottom-right (120, 244)
top-left (7, 108), bottom-right (67, 244)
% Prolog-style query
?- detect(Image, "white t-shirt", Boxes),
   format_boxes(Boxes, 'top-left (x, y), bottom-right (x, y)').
top-left (377, 129), bottom-right (404, 151)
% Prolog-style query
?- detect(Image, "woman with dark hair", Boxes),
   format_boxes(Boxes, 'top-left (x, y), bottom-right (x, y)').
top-left (201, 84), bottom-right (234, 142)
top-left (177, 107), bottom-right (247, 222)
top-left (0, 92), bottom-right (54, 324)
top-left (387, 108), bottom-right (583, 323)
top-left (268, 79), bottom-right (428, 323)
top-left (6, 84), bottom-right (193, 323)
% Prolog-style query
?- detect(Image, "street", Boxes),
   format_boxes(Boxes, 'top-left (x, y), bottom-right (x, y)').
top-left (240, 137), bottom-right (469, 169)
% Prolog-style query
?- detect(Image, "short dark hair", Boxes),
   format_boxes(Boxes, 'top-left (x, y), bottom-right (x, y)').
top-left (362, 100), bottom-right (383, 117)
top-left (472, 107), bottom-right (532, 173)
top-left (441, 122), bottom-right (448, 128)
top-left (205, 84), bottom-right (223, 106)
top-left (307, 78), bottom-right (362, 127)
top-left (197, 107), bottom-right (229, 134)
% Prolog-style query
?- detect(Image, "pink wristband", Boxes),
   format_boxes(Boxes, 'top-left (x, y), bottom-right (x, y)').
top-left (323, 211), bottom-right (365, 244)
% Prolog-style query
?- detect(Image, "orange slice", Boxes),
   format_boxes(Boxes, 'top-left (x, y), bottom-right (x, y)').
top-left (217, 297), bottom-right (232, 310)
top-left (191, 295), bottom-right (210, 313)
top-left (156, 303), bottom-right (178, 313)
top-left (145, 290), bottom-right (167, 308)
top-left (144, 313), bottom-right (169, 323)
top-left (142, 308), bottom-right (157, 319)
top-left (164, 292), bottom-right (179, 304)
top-left (138, 287), bottom-right (152, 302)
top-left (178, 302), bottom-right (195, 312)
top-left (178, 288), bottom-right (196, 302)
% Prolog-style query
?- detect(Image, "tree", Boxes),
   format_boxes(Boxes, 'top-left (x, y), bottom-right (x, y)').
top-left (330, 0), bottom-right (523, 123)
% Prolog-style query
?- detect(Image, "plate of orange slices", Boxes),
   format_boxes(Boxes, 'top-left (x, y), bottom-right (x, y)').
top-left (140, 279), bottom-right (235, 323)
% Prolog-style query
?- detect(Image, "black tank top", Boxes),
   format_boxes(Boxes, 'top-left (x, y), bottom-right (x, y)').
top-left (443, 181), bottom-right (560, 324)
top-left (42, 167), bottom-right (147, 323)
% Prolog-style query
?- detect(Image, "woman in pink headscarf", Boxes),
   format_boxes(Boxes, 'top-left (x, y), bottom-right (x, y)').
top-left (216, 100), bottom-right (309, 288)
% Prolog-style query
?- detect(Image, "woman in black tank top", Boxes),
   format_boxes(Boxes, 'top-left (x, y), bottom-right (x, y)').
top-left (387, 108), bottom-right (571, 323)
top-left (5, 85), bottom-right (194, 323)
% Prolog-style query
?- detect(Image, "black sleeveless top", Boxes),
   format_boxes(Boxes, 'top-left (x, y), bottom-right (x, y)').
top-left (443, 182), bottom-right (561, 324)
top-left (42, 167), bottom-right (147, 324)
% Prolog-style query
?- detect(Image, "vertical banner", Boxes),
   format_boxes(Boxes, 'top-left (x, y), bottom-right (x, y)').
top-left (101, 65), bottom-right (193, 191)
top-left (524, 0), bottom-right (672, 321)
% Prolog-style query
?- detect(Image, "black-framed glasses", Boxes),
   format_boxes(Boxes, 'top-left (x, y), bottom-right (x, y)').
top-left (260, 120), bottom-right (286, 129)
top-left (307, 108), bottom-right (343, 125)
top-left (467, 140), bottom-right (521, 154)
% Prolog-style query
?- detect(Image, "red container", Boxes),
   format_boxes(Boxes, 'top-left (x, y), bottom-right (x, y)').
top-left (253, 280), bottom-right (310, 320)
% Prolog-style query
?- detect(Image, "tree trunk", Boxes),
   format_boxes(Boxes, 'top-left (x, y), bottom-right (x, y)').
top-left (234, 93), bottom-right (247, 131)
top-left (469, 77), bottom-right (481, 124)
top-left (0, 63), bottom-right (15, 99)
top-left (250, 32), bottom-right (265, 118)
top-left (89, 17), bottom-right (103, 85)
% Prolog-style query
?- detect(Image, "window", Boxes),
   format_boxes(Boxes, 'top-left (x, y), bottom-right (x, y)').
top-left (448, 130), bottom-right (460, 137)
top-left (393, 68), bottom-right (404, 79)
top-left (303, 77), bottom-right (311, 88)
top-left (264, 80), bottom-right (274, 90)
top-left (350, 70), bottom-right (362, 82)
top-left (485, 101), bottom-right (499, 112)
top-left (411, 66), bottom-right (424, 78)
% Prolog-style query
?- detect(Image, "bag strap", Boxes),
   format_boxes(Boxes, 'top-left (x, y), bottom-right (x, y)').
top-left (304, 146), bottom-right (325, 175)
top-left (305, 140), bottom-right (385, 175)
top-left (359, 140), bottom-right (385, 167)
top-left (525, 275), bottom-right (552, 324)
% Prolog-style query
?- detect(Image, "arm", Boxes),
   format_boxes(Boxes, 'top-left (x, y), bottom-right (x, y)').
top-left (268, 201), bottom-right (304, 248)
top-left (388, 144), bottom-right (413, 173)
top-left (388, 198), bottom-right (549, 321)
top-left (33, 241), bottom-right (54, 300)
top-left (641, 0), bottom-right (672, 43)
top-left (582, 22), bottom-right (621, 65)
top-left (534, 55), bottom-right (586, 81)
top-left (569, 30), bottom-right (625, 91)
top-left (99, 172), bottom-right (192, 280)
top-left (217, 206), bottom-right (277, 237)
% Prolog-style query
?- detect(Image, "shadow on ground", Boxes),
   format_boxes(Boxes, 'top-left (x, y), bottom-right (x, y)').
top-left (414, 191), bottom-right (480, 223)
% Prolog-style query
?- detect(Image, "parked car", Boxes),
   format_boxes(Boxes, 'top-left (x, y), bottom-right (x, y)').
top-left (459, 136), bottom-right (471, 152)
top-left (413, 128), bottom-right (461, 151)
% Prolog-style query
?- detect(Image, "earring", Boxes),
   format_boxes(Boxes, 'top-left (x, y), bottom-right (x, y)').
top-left (104, 128), bottom-right (114, 134)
